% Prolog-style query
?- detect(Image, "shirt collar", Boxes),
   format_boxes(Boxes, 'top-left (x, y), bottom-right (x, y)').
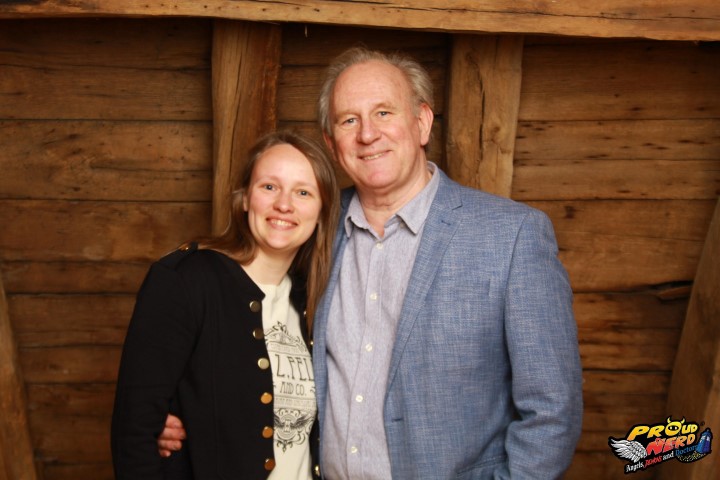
top-left (343, 162), bottom-right (440, 237)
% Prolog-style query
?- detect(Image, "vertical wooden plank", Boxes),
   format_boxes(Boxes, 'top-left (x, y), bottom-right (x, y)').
top-left (445, 34), bottom-right (523, 197)
top-left (660, 197), bottom-right (720, 480)
top-left (211, 20), bottom-right (282, 233)
top-left (0, 277), bottom-right (39, 480)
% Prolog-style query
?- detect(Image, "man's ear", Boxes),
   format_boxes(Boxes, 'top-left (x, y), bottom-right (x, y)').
top-left (417, 103), bottom-right (434, 147)
top-left (323, 132), bottom-right (336, 158)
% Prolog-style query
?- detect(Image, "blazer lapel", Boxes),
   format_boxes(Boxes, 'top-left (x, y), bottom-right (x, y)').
top-left (386, 172), bottom-right (462, 388)
top-left (313, 188), bottom-right (353, 426)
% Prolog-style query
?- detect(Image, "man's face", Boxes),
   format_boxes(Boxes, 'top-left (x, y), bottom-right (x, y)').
top-left (325, 60), bottom-right (433, 200)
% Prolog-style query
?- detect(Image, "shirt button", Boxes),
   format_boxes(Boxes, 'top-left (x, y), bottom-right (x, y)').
top-left (355, 395), bottom-right (364, 403)
top-left (365, 343), bottom-right (373, 352)
top-left (376, 242), bottom-right (383, 249)
top-left (369, 292), bottom-right (378, 301)
top-left (350, 446), bottom-right (358, 454)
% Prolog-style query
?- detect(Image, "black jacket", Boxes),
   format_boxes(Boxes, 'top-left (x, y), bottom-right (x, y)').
top-left (112, 243), bottom-right (318, 479)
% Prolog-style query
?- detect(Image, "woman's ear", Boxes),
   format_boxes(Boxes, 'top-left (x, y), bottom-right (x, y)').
top-left (241, 190), bottom-right (249, 212)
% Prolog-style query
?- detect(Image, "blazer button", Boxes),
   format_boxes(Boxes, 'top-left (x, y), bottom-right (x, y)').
top-left (252, 327), bottom-right (264, 340)
top-left (257, 358), bottom-right (270, 370)
top-left (314, 464), bottom-right (321, 477)
top-left (262, 426), bottom-right (274, 438)
top-left (249, 300), bottom-right (261, 312)
top-left (260, 392), bottom-right (272, 404)
top-left (264, 458), bottom-right (276, 471)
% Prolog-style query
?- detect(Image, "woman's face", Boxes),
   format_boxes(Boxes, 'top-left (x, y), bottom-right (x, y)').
top-left (243, 143), bottom-right (322, 263)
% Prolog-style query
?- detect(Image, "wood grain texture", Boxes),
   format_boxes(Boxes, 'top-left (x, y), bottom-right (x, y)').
top-left (519, 40), bottom-right (720, 122)
top-left (531, 200), bottom-right (716, 291)
top-left (0, 200), bottom-right (211, 262)
top-left (0, 18), bottom-right (212, 121)
top-left (0, 278), bottom-right (39, 480)
top-left (211, 20), bottom-right (281, 233)
top-left (660, 198), bottom-right (720, 480)
top-left (0, 120), bottom-right (212, 201)
top-left (445, 35), bottom-right (522, 197)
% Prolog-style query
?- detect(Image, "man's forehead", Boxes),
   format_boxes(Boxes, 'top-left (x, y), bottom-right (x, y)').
top-left (337, 60), bottom-right (403, 86)
top-left (331, 62), bottom-right (411, 108)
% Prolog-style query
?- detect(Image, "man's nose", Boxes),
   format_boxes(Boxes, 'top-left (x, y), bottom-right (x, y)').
top-left (358, 118), bottom-right (380, 143)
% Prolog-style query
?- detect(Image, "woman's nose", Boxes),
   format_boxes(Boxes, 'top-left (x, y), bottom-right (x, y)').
top-left (274, 191), bottom-right (293, 212)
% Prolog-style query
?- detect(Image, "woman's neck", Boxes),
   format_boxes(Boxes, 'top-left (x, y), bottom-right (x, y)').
top-left (242, 251), bottom-right (293, 286)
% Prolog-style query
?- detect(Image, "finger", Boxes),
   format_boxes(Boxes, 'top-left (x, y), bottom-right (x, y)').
top-left (158, 439), bottom-right (183, 451)
top-left (158, 427), bottom-right (186, 441)
top-left (165, 414), bottom-right (183, 428)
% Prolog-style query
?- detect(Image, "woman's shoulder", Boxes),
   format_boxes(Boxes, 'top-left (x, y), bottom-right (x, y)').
top-left (155, 242), bottom-right (229, 274)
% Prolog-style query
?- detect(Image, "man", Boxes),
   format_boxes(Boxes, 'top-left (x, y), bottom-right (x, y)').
top-left (160, 46), bottom-right (583, 479)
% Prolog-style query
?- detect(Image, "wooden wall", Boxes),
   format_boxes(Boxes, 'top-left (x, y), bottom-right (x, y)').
top-left (0, 18), bottom-right (214, 479)
top-left (0, 17), bottom-right (718, 479)
top-left (518, 35), bottom-right (720, 478)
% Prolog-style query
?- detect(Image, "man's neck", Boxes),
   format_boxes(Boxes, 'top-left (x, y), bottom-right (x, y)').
top-left (356, 166), bottom-right (432, 237)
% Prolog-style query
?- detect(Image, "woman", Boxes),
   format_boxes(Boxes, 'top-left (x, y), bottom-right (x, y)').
top-left (111, 130), bottom-right (339, 479)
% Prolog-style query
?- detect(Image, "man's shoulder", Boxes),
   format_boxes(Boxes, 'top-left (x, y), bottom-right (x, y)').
top-left (439, 174), bottom-right (534, 217)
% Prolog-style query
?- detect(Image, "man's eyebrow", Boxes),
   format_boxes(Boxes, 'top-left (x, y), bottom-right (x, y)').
top-left (335, 101), bottom-right (396, 118)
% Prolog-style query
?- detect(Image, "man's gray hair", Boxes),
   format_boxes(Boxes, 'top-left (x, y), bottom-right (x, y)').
top-left (317, 46), bottom-right (435, 138)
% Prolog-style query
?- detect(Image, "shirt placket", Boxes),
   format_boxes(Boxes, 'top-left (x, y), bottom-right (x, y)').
top-left (345, 228), bottom-right (388, 478)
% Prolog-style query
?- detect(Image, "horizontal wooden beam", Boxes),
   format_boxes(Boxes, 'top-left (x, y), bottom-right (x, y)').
top-left (1, 1), bottom-right (719, 41)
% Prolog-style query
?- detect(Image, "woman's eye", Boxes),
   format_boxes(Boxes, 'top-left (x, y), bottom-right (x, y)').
top-left (263, 184), bottom-right (274, 191)
top-left (298, 190), bottom-right (309, 197)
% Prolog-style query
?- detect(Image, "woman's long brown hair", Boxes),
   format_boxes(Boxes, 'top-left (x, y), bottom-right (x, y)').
top-left (197, 130), bottom-right (339, 333)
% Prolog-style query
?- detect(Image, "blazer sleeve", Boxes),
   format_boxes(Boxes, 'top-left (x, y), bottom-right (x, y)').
top-left (111, 260), bottom-right (200, 479)
top-left (503, 208), bottom-right (583, 478)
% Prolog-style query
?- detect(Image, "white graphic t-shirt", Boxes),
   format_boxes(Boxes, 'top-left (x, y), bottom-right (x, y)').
top-left (258, 276), bottom-right (315, 480)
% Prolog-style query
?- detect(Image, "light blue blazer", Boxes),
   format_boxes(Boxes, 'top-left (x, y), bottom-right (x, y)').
top-left (313, 170), bottom-right (583, 479)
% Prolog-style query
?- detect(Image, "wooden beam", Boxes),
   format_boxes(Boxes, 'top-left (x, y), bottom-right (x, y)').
top-left (1, 1), bottom-right (719, 41)
top-left (659, 197), bottom-right (720, 480)
top-left (211, 20), bottom-right (281, 234)
top-left (445, 34), bottom-right (523, 197)
top-left (0, 276), bottom-right (38, 480)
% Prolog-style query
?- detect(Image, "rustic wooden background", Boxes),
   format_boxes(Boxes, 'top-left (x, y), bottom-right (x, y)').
top-left (0, 16), bottom-right (718, 480)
